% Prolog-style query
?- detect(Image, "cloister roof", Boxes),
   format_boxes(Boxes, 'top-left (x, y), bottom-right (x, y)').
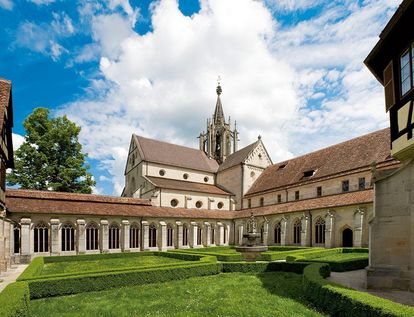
top-left (246, 128), bottom-right (397, 196)
top-left (6, 189), bottom-right (236, 219)
top-left (6, 188), bottom-right (374, 220)
top-left (237, 189), bottom-right (374, 219)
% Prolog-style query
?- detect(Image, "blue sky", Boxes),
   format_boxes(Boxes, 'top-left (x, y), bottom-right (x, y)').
top-left (0, 0), bottom-right (400, 195)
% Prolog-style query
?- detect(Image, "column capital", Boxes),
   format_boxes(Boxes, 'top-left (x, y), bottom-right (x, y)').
top-left (354, 207), bottom-right (366, 215)
top-left (141, 220), bottom-right (149, 226)
top-left (159, 221), bottom-right (167, 226)
top-left (50, 218), bottom-right (60, 225)
top-left (100, 219), bottom-right (109, 226)
top-left (20, 218), bottom-right (31, 225)
top-left (76, 219), bottom-right (85, 225)
top-left (175, 221), bottom-right (182, 226)
top-left (121, 220), bottom-right (130, 225)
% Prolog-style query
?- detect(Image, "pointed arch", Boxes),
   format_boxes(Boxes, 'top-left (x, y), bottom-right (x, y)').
top-left (34, 221), bottom-right (49, 253)
top-left (314, 217), bottom-right (326, 244)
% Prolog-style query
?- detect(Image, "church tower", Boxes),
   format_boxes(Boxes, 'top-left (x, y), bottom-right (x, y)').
top-left (199, 82), bottom-right (239, 163)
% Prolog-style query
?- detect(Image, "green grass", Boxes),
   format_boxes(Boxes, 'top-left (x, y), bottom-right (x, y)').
top-left (41, 256), bottom-right (187, 276)
top-left (175, 246), bottom-right (239, 254)
top-left (30, 272), bottom-right (325, 317)
top-left (311, 252), bottom-right (368, 262)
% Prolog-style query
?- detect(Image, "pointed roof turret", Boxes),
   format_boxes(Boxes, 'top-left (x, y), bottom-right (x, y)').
top-left (213, 82), bottom-right (225, 125)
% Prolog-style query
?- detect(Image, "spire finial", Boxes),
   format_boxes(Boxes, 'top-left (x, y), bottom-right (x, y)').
top-left (216, 76), bottom-right (222, 95)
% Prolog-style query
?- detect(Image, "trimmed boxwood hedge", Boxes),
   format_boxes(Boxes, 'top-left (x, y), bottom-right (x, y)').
top-left (303, 263), bottom-right (414, 317)
top-left (306, 258), bottom-right (368, 272)
top-left (168, 249), bottom-right (243, 262)
top-left (222, 261), bottom-right (309, 273)
top-left (18, 251), bottom-right (216, 281)
top-left (0, 282), bottom-right (30, 317)
top-left (27, 262), bottom-right (222, 299)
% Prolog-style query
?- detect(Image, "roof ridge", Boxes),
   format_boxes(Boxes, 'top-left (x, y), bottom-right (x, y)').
top-left (273, 128), bottom-right (389, 166)
top-left (133, 134), bottom-right (208, 154)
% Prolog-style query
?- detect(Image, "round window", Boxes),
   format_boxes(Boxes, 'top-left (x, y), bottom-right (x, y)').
top-left (204, 176), bottom-right (209, 182)
top-left (183, 173), bottom-right (189, 180)
top-left (170, 199), bottom-right (178, 207)
top-left (195, 201), bottom-right (203, 208)
top-left (250, 171), bottom-right (255, 177)
top-left (159, 169), bottom-right (166, 176)
top-left (217, 202), bottom-right (224, 209)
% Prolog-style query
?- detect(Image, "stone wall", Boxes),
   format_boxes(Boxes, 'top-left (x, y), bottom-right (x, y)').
top-left (368, 160), bottom-right (414, 291)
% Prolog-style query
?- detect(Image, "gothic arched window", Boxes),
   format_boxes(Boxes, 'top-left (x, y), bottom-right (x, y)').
top-left (274, 222), bottom-right (281, 244)
top-left (34, 222), bottom-right (49, 253)
top-left (293, 219), bottom-right (301, 244)
top-left (167, 225), bottom-right (174, 247)
top-left (315, 218), bottom-right (326, 244)
top-left (149, 224), bottom-right (157, 248)
top-left (109, 223), bottom-right (120, 249)
top-left (86, 222), bottom-right (99, 251)
top-left (61, 223), bottom-right (75, 252)
top-left (130, 223), bottom-right (140, 249)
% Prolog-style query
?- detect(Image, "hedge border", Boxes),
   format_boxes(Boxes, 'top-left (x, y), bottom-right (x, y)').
top-left (303, 263), bottom-right (414, 317)
top-left (168, 248), bottom-right (243, 262)
top-left (28, 262), bottom-right (222, 299)
top-left (18, 251), bottom-right (216, 281)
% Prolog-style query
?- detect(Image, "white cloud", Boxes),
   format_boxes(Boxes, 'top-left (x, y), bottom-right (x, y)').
top-left (0, 0), bottom-right (13, 10)
top-left (265, 0), bottom-right (324, 12)
top-left (58, 0), bottom-right (400, 195)
top-left (28, 0), bottom-right (55, 5)
top-left (14, 12), bottom-right (75, 61)
top-left (12, 133), bottom-right (25, 151)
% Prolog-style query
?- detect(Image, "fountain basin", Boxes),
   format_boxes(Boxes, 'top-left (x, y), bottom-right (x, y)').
top-left (235, 245), bottom-right (268, 262)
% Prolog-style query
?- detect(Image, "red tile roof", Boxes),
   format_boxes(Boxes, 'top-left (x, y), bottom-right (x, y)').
top-left (134, 135), bottom-right (218, 173)
top-left (238, 189), bottom-right (374, 218)
top-left (6, 189), bottom-right (235, 220)
top-left (246, 128), bottom-right (396, 196)
top-left (0, 78), bottom-right (11, 131)
top-left (146, 176), bottom-right (233, 195)
top-left (6, 189), bottom-right (374, 220)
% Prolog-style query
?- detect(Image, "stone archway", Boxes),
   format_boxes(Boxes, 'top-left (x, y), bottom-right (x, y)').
top-left (342, 228), bottom-right (353, 247)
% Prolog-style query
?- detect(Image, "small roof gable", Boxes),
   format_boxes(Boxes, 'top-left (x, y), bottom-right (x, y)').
top-left (218, 140), bottom-right (260, 171)
top-left (246, 128), bottom-right (394, 196)
top-left (133, 135), bottom-right (219, 173)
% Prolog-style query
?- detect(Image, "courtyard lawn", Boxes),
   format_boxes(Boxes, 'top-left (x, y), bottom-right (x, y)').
top-left (41, 255), bottom-right (187, 276)
top-left (310, 252), bottom-right (368, 262)
top-left (29, 272), bottom-right (324, 317)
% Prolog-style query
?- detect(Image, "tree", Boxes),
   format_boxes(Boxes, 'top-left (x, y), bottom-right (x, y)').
top-left (7, 108), bottom-right (96, 193)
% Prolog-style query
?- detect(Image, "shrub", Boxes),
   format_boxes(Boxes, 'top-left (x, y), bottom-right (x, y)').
top-left (259, 247), bottom-right (326, 261)
top-left (27, 263), bottom-right (222, 299)
top-left (0, 282), bottom-right (30, 317)
top-left (222, 261), bottom-right (308, 274)
top-left (307, 258), bottom-right (368, 272)
top-left (303, 263), bottom-right (414, 317)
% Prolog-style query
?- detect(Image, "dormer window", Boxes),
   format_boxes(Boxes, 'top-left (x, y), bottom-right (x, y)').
top-left (303, 170), bottom-right (315, 179)
top-left (278, 164), bottom-right (286, 170)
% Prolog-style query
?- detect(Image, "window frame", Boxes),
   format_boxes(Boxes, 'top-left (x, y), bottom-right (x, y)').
top-left (295, 190), bottom-right (299, 200)
top-left (400, 46), bottom-right (414, 97)
top-left (342, 180), bottom-right (349, 192)
top-left (316, 186), bottom-right (322, 197)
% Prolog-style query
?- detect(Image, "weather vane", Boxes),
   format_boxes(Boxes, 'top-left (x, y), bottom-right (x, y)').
top-left (217, 75), bottom-right (221, 86)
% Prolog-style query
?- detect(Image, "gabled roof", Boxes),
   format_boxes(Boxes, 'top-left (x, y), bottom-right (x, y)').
top-left (246, 128), bottom-right (395, 196)
top-left (133, 135), bottom-right (219, 173)
top-left (146, 176), bottom-right (233, 196)
top-left (218, 140), bottom-right (260, 171)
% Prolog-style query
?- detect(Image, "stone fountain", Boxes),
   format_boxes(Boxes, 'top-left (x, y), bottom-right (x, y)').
top-left (235, 213), bottom-right (268, 262)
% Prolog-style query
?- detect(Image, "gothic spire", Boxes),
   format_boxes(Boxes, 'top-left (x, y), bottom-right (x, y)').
top-left (213, 82), bottom-right (225, 125)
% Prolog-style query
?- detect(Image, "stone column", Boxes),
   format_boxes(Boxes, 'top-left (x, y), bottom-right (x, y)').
top-left (208, 198), bottom-right (214, 210)
top-left (142, 221), bottom-right (150, 251)
top-left (100, 220), bottom-right (109, 253)
top-left (325, 211), bottom-right (335, 248)
top-left (238, 224), bottom-right (244, 246)
top-left (262, 220), bottom-right (269, 246)
top-left (20, 218), bottom-right (31, 263)
top-left (353, 207), bottom-right (366, 247)
top-left (189, 221), bottom-right (198, 248)
top-left (203, 222), bottom-right (211, 247)
top-left (280, 217), bottom-right (288, 246)
top-left (0, 216), bottom-right (5, 271)
top-left (77, 219), bottom-right (86, 254)
top-left (50, 218), bottom-right (61, 255)
top-left (121, 220), bottom-right (130, 252)
top-left (217, 222), bottom-right (224, 246)
top-left (158, 221), bottom-right (167, 251)
top-left (301, 212), bottom-right (311, 247)
top-left (175, 221), bottom-right (183, 249)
